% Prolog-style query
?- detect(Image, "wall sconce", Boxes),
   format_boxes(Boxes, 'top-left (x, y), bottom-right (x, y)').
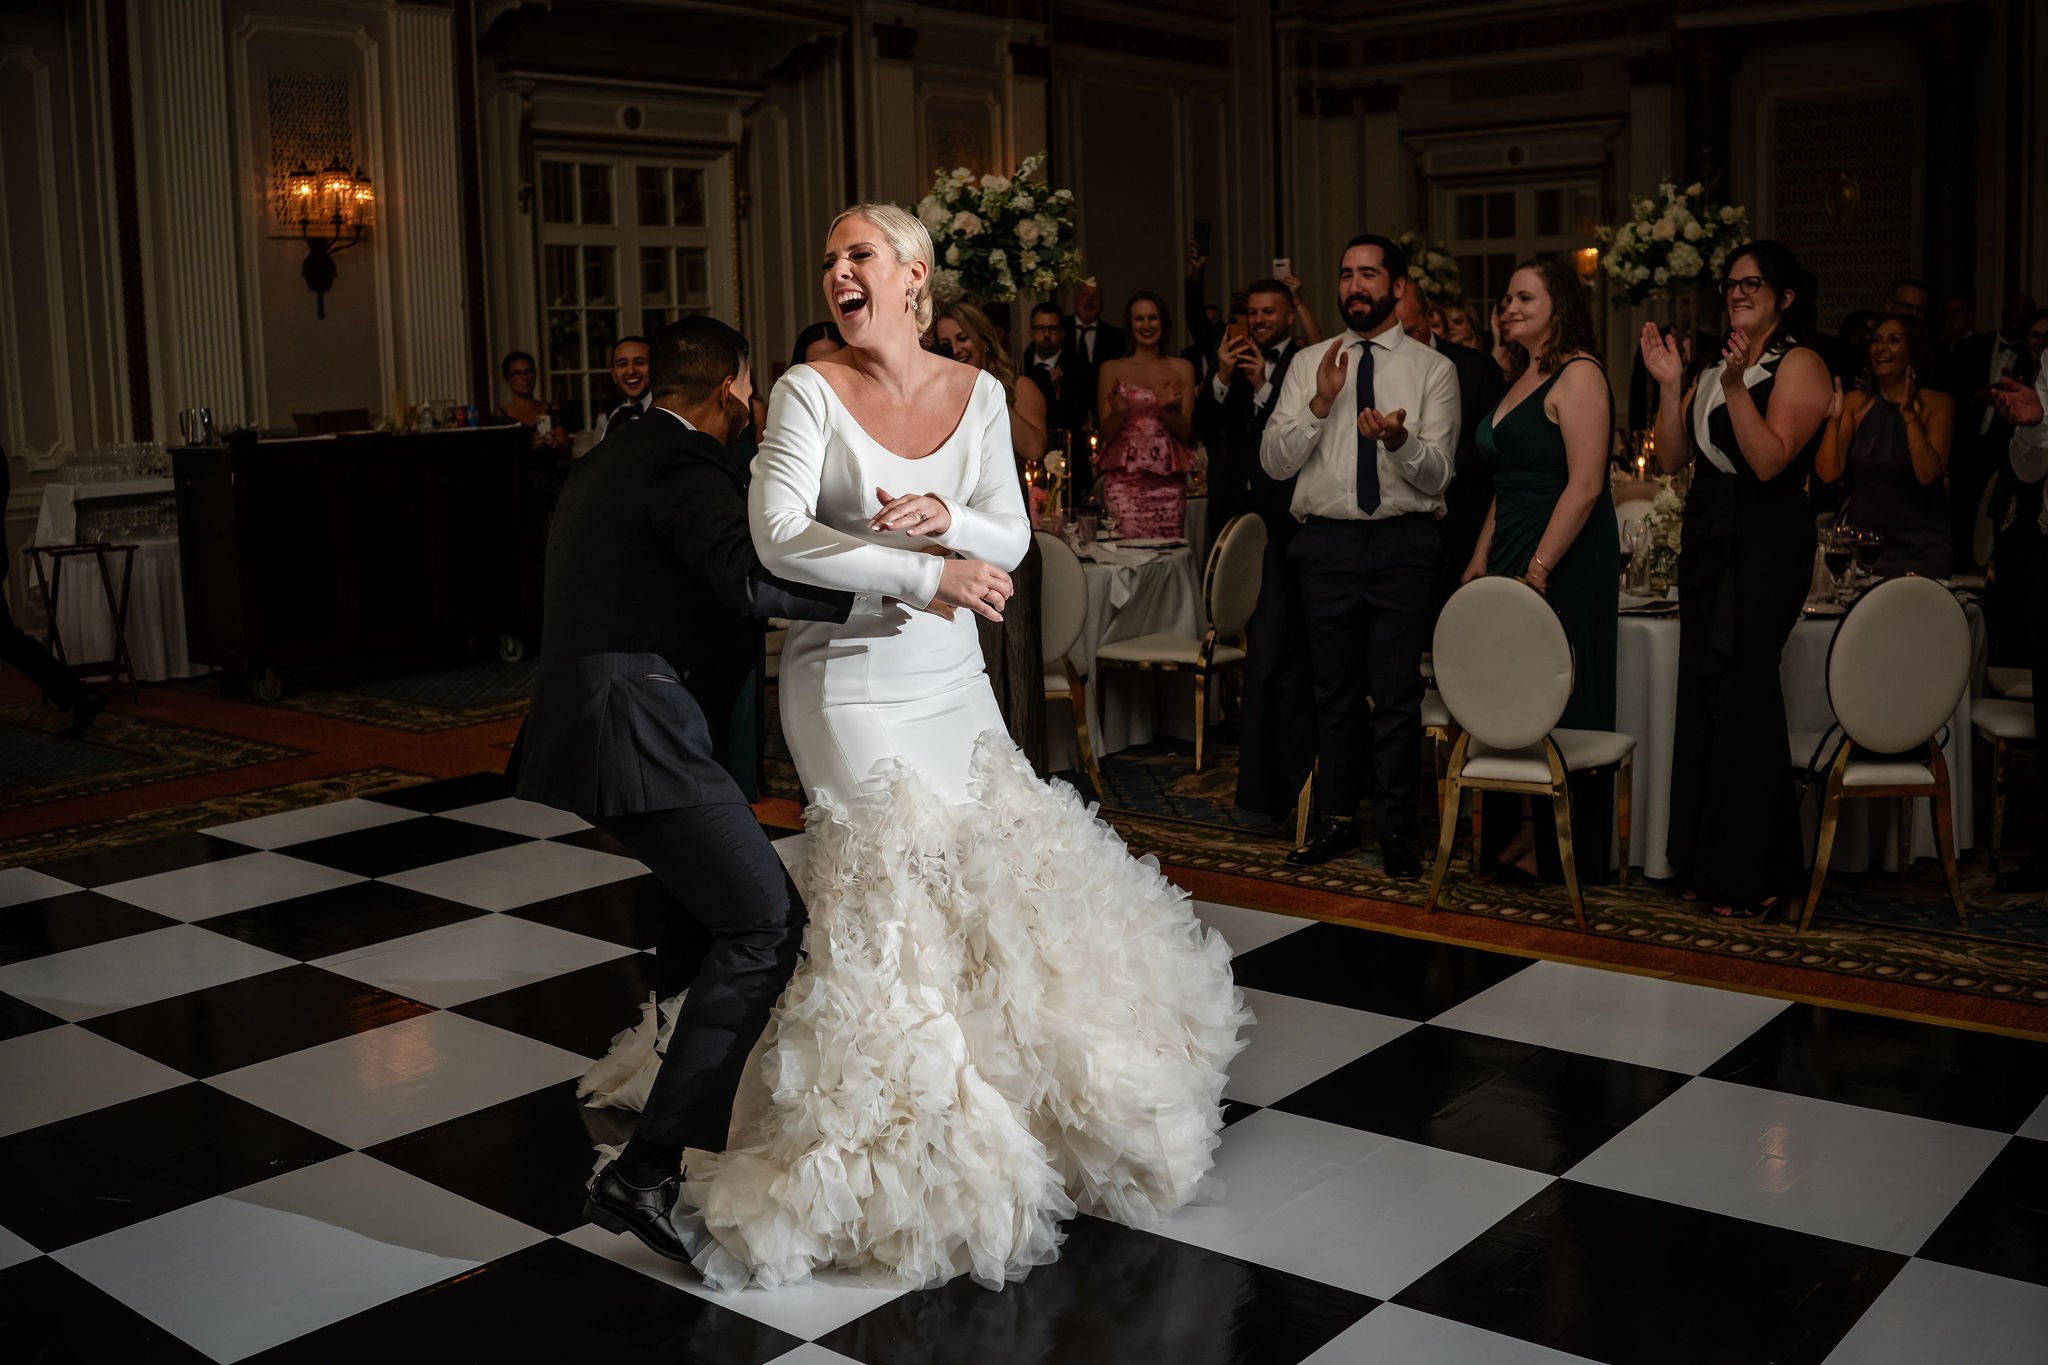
top-left (289, 155), bottom-right (373, 319)
top-left (1823, 170), bottom-right (1861, 225)
top-left (1572, 246), bottom-right (1600, 283)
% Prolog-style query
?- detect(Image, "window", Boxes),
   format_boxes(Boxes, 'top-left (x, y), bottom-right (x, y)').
top-left (538, 151), bottom-right (729, 429)
top-left (1440, 179), bottom-right (1601, 319)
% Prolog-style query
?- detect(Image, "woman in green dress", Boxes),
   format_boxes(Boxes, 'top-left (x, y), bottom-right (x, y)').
top-left (1461, 258), bottom-right (1619, 881)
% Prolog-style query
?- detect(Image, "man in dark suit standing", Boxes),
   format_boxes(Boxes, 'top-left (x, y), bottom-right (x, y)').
top-left (1019, 302), bottom-right (1087, 434)
top-left (1395, 284), bottom-right (1505, 592)
top-left (1941, 289), bottom-right (2036, 572)
top-left (508, 317), bottom-right (856, 1267)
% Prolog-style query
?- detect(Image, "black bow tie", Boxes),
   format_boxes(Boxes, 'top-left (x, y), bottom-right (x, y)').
top-left (1261, 345), bottom-right (1283, 361)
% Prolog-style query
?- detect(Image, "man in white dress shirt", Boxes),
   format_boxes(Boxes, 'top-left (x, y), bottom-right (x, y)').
top-left (1261, 234), bottom-right (1459, 875)
top-left (1991, 363), bottom-right (2048, 895)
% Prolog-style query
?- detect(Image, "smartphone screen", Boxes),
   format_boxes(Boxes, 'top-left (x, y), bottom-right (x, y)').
top-left (1271, 257), bottom-right (1292, 279)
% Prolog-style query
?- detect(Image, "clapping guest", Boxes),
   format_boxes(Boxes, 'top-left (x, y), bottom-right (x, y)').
top-left (1019, 303), bottom-right (1087, 433)
top-left (1641, 240), bottom-right (1832, 920)
top-left (1096, 292), bottom-right (1196, 539)
top-left (1462, 260), bottom-right (1617, 882)
top-left (1989, 362), bottom-right (2048, 894)
top-left (1815, 315), bottom-right (1955, 577)
top-left (937, 301), bottom-right (1047, 462)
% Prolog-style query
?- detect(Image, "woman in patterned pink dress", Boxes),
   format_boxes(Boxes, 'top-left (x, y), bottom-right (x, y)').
top-left (1094, 291), bottom-right (1196, 539)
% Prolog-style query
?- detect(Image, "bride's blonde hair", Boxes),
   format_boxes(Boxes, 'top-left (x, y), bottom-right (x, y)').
top-left (828, 203), bottom-right (936, 332)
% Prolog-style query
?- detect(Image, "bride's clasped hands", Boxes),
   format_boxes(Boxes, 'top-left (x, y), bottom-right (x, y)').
top-left (871, 483), bottom-right (1015, 621)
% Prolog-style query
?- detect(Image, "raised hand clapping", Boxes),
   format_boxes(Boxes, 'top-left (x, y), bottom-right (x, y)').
top-left (1638, 323), bottom-right (1684, 388)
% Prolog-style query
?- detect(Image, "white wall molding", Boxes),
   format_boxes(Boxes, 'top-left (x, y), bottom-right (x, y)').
top-left (390, 4), bottom-right (467, 404)
top-left (0, 44), bottom-right (79, 473)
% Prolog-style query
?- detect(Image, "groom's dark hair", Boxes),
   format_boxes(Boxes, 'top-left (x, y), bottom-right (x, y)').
top-left (651, 317), bottom-right (750, 405)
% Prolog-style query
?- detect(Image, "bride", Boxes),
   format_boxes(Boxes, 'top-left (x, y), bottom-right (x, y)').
top-left (581, 203), bottom-right (1247, 1293)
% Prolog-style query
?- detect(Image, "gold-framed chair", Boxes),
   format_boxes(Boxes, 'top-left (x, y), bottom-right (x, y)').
top-left (1424, 577), bottom-right (1635, 930)
top-left (1093, 512), bottom-right (1267, 771)
top-left (1291, 685), bottom-right (1456, 852)
top-left (1973, 697), bottom-right (2035, 877)
top-left (1035, 530), bottom-right (1104, 799)
top-left (1791, 574), bottom-right (1972, 932)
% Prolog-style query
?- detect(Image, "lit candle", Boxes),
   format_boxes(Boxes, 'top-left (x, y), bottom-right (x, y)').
top-left (1635, 454), bottom-right (1646, 479)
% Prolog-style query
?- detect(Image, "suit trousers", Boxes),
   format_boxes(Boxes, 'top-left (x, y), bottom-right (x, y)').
top-left (594, 803), bottom-right (805, 1153)
top-left (1289, 514), bottom-right (1443, 835)
top-left (0, 592), bottom-right (86, 708)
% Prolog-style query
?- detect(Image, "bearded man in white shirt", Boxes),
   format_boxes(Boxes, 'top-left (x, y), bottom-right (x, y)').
top-left (1261, 233), bottom-right (1460, 875)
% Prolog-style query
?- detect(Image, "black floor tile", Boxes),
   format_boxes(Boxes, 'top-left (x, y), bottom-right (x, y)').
top-left (1395, 1180), bottom-right (1906, 1365)
top-left (0, 990), bottom-right (62, 1040)
top-left (0, 1082), bottom-right (344, 1251)
top-left (1918, 1137), bottom-right (2048, 1287)
top-left (366, 1081), bottom-right (612, 1236)
top-left (0, 891), bottom-right (177, 967)
top-left (364, 772), bottom-right (510, 814)
top-left (1275, 1024), bottom-right (1688, 1175)
top-left (243, 1237), bottom-right (801, 1364)
top-left (198, 880), bottom-right (487, 961)
top-left (507, 873), bottom-right (686, 953)
top-left (81, 965), bottom-right (433, 1077)
top-left (1221, 1099), bottom-right (1263, 1128)
top-left (0, 1255), bottom-right (214, 1363)
top-left (549, 824), bottom-right (637, 858)
top-left (1702, 1004), bottom-right (2048, 1132)
top-left (1228, 921), bottom-right (1530, 1019)
top-left (819, 1215), bottom-right (1376, 1365)
top-left (451, 953), bottom-right (661, 1059)
top-left (29, 832), bottom-right (245, 889)
top-left (283, 815), bottom-right (527, 878)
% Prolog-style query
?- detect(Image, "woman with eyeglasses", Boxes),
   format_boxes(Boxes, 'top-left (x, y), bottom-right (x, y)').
top-left (1815, 314), bottom-right (1954, 577)
top-left (1640, 241), bottom-right (1832, 919)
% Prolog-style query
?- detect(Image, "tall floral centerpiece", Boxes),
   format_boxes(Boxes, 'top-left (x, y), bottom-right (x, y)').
top-left (1394, 229), bottom-right (1462, 303)
top-left (1593, 181), bottom-right (1750, 306)
top-left (916, 152), bottom-right (1085, 305)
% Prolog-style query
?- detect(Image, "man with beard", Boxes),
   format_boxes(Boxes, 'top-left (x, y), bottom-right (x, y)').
top-left (1261, 234), bottom-right (1459, 875)
top-left (1394, 281), bottom-right (1504, 598)
top-left (509, 316), bottom-right (858, 1261)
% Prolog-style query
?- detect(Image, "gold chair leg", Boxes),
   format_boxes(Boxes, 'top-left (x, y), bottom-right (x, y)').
top-left (1193, 668), bottom-right (1208, 772)
top-left (1988, 740), bottom-right (2006, 877)
top-left (1294, 763), bottom-right (1316, 849)
top-left (1426, 734), bottom-right (1470, 913)
top-left (1549, 776), bottom-right (1588, 930)
top-left (1930, 743), bottom-right (1967, 927)
top-left (1616, 755), bottom-right (1633, 889)
top-left (1799, 751), bottom-right (1852, 932)
top-left (1064, 666), bottom-right (1105, 802)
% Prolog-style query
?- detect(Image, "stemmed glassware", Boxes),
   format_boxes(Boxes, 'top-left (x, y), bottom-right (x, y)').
top-left (1822, 524), bottom-right (1856, 603)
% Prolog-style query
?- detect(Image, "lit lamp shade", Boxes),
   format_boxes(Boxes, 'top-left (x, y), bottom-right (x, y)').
top-left (288, 161), bottom-right (319, 214)
top-left (1572, 246), bottom-right (1600, 283)
top-left (349, 167), bottom-right (374, 230)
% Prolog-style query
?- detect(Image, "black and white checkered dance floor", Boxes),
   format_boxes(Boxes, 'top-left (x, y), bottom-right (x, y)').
top-left (2, 774), bottom-right (2044, 1362)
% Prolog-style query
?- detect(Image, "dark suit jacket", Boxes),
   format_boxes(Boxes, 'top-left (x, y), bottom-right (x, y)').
top-left (1194, 340), bottom-right (1300, 539)
top-left (507, 411), bottom-right (852, 817)
top-left (1065, 317), bottom-right (1127, 433)
top-left (1020, 352), bottom-right (1089, 434)
top-left (1434, 336), bottom-right (1507, 578)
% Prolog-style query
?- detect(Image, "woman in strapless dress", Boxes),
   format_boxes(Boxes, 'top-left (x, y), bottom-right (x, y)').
top-left (1095, 291), bottom-right (1196, 539)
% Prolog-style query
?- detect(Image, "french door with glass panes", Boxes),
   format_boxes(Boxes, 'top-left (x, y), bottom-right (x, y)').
top-left (538, 149), bottom-right (732, 431)
top-left (1438, 181), bottom-right (1601, 317)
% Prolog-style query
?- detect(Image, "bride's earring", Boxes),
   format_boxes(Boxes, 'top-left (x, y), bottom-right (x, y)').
top-left (905, 286), bottom-right (915, 313)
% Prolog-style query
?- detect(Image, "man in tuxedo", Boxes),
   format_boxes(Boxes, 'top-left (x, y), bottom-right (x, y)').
top-left (1395, 282), bottom-right (1504, 593)
top-left (1262, 235), bottom-right (1458, 876)
top-left (592, 335), bottom-right (651, 440)
top-left (508, 316), bottom-right (856, 1267)
top-left (1942, 290), bottom-right (2036, 572)
top-left (1065, 279), bottom-right (1126, 403)
top-left (1019, 303), bottom-right (1086, 433)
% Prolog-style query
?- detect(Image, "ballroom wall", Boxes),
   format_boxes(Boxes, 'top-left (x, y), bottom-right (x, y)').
top-left (2, 0), bottom-right (2044, 626)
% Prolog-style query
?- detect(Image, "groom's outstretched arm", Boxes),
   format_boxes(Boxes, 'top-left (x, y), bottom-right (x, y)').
top-left (651, 448), bottom-right (853, 624)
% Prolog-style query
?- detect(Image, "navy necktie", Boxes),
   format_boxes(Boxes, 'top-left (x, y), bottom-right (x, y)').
top-left (1354, 339), bottom-right (1380, 515)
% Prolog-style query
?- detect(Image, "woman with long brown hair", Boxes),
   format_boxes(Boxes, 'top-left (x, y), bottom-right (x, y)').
top-left (1463, 257), bottom-right (1618, 881)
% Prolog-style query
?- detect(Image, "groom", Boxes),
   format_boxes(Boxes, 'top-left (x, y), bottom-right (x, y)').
top-left (508, 316), bottom-right (856, 1264)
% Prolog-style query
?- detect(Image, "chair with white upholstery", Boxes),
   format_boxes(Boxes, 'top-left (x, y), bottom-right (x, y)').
top-left (1035, 531), bottom-right (1103, 799)
top-left (1794, 575), bottom-right (1971, 932)
top-left (1986, 666), bottom-right (2033, 701)
top-left (1425, 577), bottom-right (1635, 930)
top-left (1094, 512), bottom-right (1267, 770)
top-left (1972, 697), bottom-right (2035, 877)
top-left (1292, 681), bottom-right (1457, 851)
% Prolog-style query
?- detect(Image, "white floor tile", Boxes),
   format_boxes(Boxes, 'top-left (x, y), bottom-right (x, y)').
top-left (1306, 1304), bottom-right (1601, 1364)
top-left (380, 839), bottom-right (644, 911)
top-left (1193, 900), bottom-right (1313, 958)
top-left (766, 1347), bottom-right (867, 1365)
top-left (561, 1224), bottom-right (905, 1339)
top-left (0, 1222), bottom-right (39, 1270)
top-left (54, 1152), bottom-right (544, 1363)
top-left (0, 1025), bottom-right (188, 1137)
top-left (0, 924), bottom-right (296, 1022)
top-left (97, 852), bottom-right (363, 921)
top-left (1157, 1107), bottom-right (1551, 1300)
top-left (1822, 1258), bottom-right (2048, 1363)
top-left (2017, 1091), bottom-right (2048, 1142)
top-left (438, 797), bottom-right (592, 840)
top-left (312, 913), bottom-right (635, 1008)
top-left (0, 867), bottom-right (79, 907)
top-left (208, 1011), bottom-right (592, 1149)
top-left (1226, 988), bottom-right (1413, 1107)
top-left (770, 832), bottom-right (807, 873)
top-left (1568, 1077), bottom-right (2008, 1255)
top-left (202, 799), bottom-right (423, 850)
top-left (1430, 961), bottom-right (1790, 1074)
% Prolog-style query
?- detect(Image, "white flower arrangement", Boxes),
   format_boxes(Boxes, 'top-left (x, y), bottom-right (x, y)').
top-left (1594, 181), bottom-right (1750, 305)
top-left (1393, 230), bottom-right (1462, 302)
top-left (917, 152), bottom-right (1084, 304)
top-left (1644, 484), bottom-right (1685, 578)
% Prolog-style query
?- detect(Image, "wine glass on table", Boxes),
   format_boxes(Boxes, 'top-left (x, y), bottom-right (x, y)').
top-left (1851, 528), bottom-right (1886, 587)
top-left (1617, 522), bottom-right (1639, 591)
top-left (1822, 525), bottom-right (1856, 603)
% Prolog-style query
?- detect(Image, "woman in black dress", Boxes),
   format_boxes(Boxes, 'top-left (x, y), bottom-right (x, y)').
top-left (1640, 241), bottom-right (1832, 919)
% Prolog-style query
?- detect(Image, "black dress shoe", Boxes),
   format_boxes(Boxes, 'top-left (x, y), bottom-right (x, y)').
top-left (58, 689), bottom-right (106, 741)
top-left (1380, 833), bottom-right (1422, 880)
top-left (585, 1163), bottom-right (704, 1266)
top-left (1287, 817), bottom-right (1361, 866)
top-left (1996, 856), bottom-right (2048, 896)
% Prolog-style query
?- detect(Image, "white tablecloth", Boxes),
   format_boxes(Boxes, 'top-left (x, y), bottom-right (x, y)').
top-left (1617, 604), bottom-right (1984, 879)
top-left (32, 480), bottom-right (201, 682)
top-left (1045, 545), bottom-right (1202, 772)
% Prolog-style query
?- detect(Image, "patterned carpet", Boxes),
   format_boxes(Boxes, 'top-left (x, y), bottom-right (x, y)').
top-left (279, 661), bottom-right (539, 733)
top-left (0, 702), bottom-right (304, 813)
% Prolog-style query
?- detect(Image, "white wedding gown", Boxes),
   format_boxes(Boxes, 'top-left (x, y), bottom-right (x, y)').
top-left (580, 363), bottom-right (1247, 1293)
